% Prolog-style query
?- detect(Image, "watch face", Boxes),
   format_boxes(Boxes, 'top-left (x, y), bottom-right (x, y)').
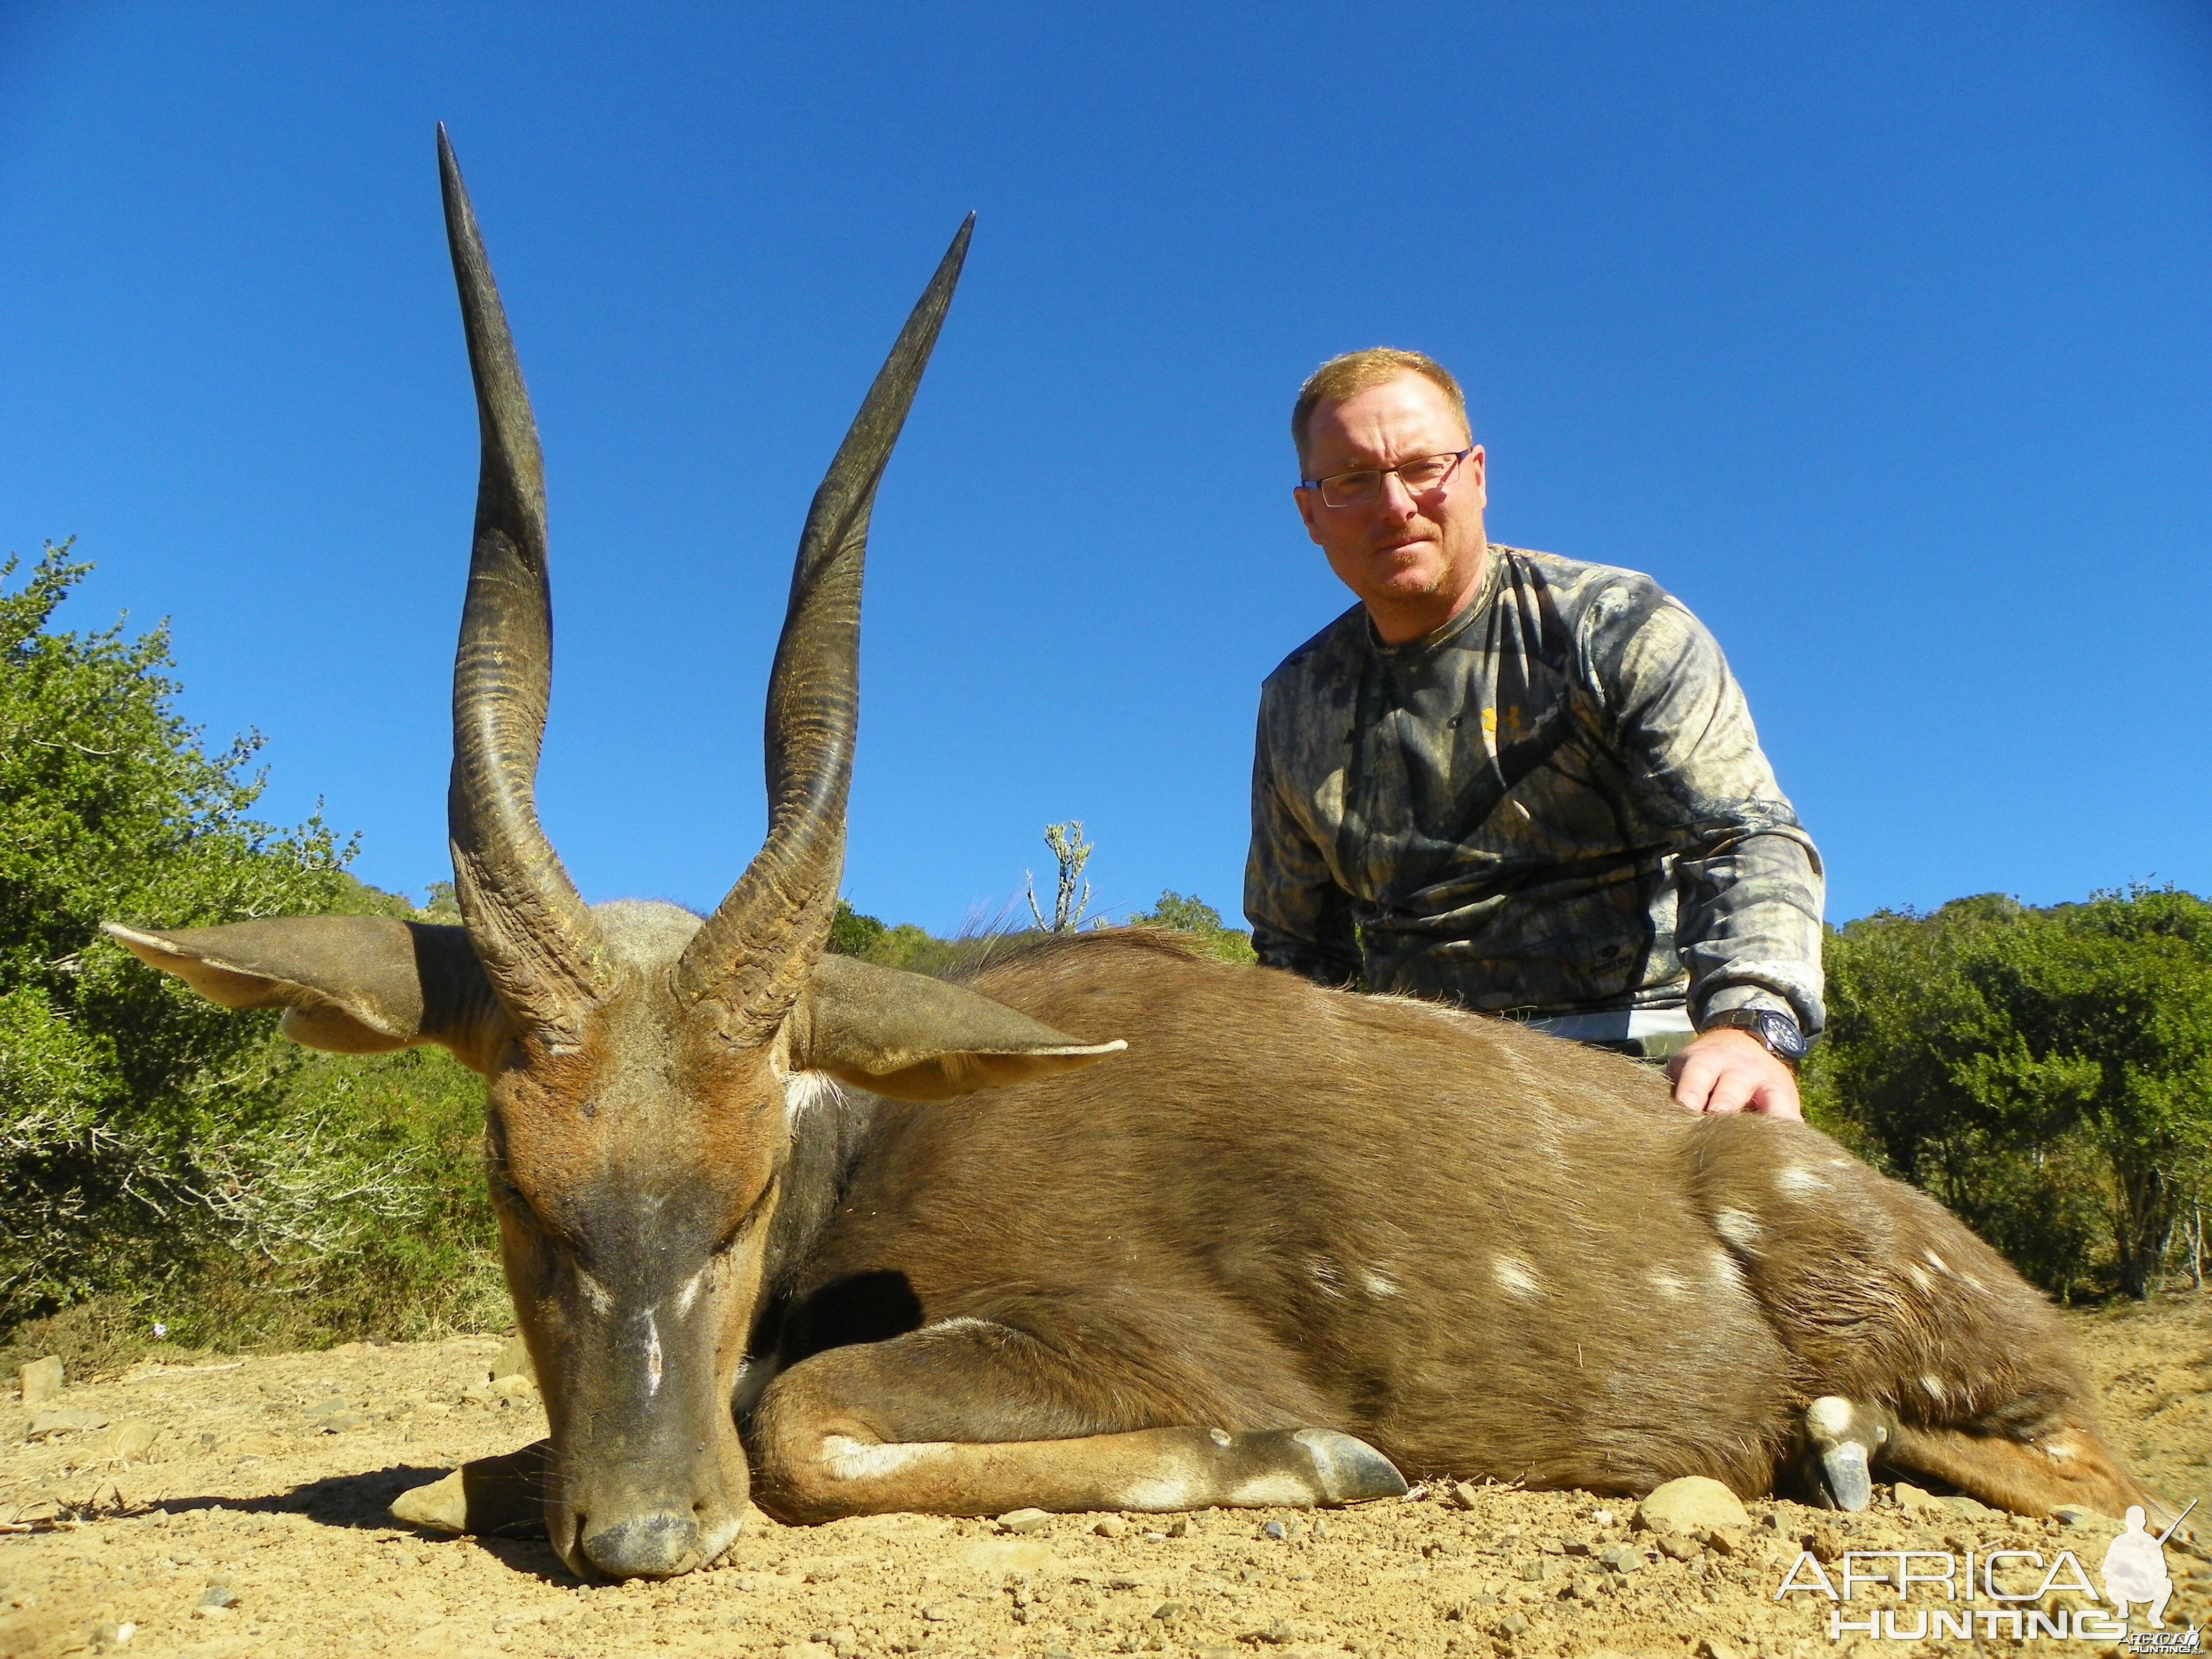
top-left (1754, 1011), bottom-right (1809, 1060)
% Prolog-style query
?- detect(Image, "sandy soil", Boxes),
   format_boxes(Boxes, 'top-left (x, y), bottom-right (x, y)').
top-left (3, 1297), bottom-right (2206, 1659)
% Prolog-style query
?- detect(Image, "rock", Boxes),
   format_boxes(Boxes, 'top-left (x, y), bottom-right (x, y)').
top-left (1939, 1493), bottom-right (2000, 1520)
top-left (1152, 1603), bottom-right (1186, 1622)
top-left (1635, 1476), bottom-right (1749, 1535)
top-left (318, 1408), bottom-right (371, 1433)
top-left (1168, 1515), bottom-right (1201, 1537)
top-left (26, 1408), bottom-right (109, 1440)
top-left (390, 1443), bottom-right (550, 1537)
top-left (391, 1469), bottom-right (469, 1532)
top-left (1094, 1515), bottom-right (1130, 1538)
top-left (1449, 1480), bottom-right (1484, 1510)
top-left (490, 1336), bottom-right (534, 1384)
top-left (921, 1604), bottom-right (953, 1621)
top-left (1657, 1533), bottom-right (1702, 1561)
top-left (2054, 1504), bottom-right (2118, 1531)
top-left (1262, 1519), bottom-right (1288, 1540)
top-left (1597, 1542), bottom-right (1648, 1574)
top-left (19, 1356), bottom-right (63, 1405)
top-left (85, 1420), bottom-right (158, 1462)
top-left (489, 1374), bottom-right (535, 1401)
top-left (198, 1585), bottom-right (238, 1611)
top-left (1697, 1643), bottom-right (1744, 1659)
top-left (1892, 1481), bottom-right (1945, 1514)
top-left (997, 1508), bottom-right (1051, 1535)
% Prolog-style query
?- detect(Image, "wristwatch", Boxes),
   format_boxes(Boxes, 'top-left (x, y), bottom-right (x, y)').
top-left (1701, 1008), bottom-right (1809, 1067)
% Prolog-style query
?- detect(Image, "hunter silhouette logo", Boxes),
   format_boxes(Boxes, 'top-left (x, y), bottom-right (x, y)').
top-left (2105, 1500), bottom-right (2197, 1640)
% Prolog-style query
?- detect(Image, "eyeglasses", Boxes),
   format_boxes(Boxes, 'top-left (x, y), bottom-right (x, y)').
top-left (1300, 447), bottom-right (1474, 509)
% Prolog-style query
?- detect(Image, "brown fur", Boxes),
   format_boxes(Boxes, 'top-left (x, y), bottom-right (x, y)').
top-left (747, 930), bottom-right (2153, 1522)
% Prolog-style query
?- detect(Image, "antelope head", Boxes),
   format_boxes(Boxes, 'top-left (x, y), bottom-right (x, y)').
top-left (105, 131), bottom-right (1122, 1579)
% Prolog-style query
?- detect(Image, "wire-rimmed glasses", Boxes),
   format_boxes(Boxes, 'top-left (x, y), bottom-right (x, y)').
top-left (1301, 447), bottom-right (1474, 509)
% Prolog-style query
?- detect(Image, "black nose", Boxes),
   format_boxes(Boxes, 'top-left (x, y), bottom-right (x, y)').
top-left (579, 1510), bottom-right (703, 1579)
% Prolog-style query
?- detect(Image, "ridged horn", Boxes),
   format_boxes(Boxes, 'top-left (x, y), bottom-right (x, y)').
top-left (676, 216), bottom-right (974, 1042)
top-left (438, 126), bottom-right (613, 1045)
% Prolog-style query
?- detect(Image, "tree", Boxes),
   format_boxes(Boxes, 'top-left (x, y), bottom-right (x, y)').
top-left (1810, 888), bottom-right (2212, 1300)
top-left (1025, 821), bottom-right (1095, 933)
top-left (0, 545), bottom-right (433, 1329)
top-left (827, 898), bottom-right (887, 957)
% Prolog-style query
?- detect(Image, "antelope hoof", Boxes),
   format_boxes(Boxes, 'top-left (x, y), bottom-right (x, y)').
top-left (1801, 1396), bottom-right (1891, 1514)
top-left (1289, 1429), bottom-right (1410, 1505)
top-left (1819, 1442), bottom-right (1873, 1512)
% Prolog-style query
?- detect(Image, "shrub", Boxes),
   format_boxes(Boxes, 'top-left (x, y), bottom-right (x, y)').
top-left (0, 545), bottom-right (499, 1348)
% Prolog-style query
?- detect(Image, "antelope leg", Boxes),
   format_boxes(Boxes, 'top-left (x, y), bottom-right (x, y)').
top-left (1881, 1418), bottom-right (2171, 1523)
top-left (1799, 1396), bottom-right (1894, 1512)
top-left (747, 1320), bottom-right (1406, 1524)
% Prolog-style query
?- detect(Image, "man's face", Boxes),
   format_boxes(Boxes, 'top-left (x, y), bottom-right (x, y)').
top-left (1294, 373), bottom-right (1487, 644)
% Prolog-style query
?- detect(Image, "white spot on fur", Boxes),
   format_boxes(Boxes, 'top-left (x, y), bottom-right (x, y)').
top-left (1906, 1263), bottom-right (1932, 1292)
top-left (1491, 1256), bottom-right (1541, 1301)
top-left (1229, 1473), bottom-right (1318, 1506)
top-left (919, 1316), bottom-right (998, 1341)
top-left (781, 1068), bottom-right (843, 1131)
top-left (2043, 1439), bottom-right (2078, 1462)
top-left (673, 1263), bottom-right (711, 1318)
top-left (1776, 1166), bottom-right (1830, 1195)
top-left (1806, 1396), bottom-right (1855, 1439)
top-left (1961, 1272), bottom-right (1986, 1293)
top-left (821, 1434), bottom-right (947, 1482)
top-left (1714, 1208), bottom-right (1763, 1249)
top-left (1920, 1373), bottom-right (1946, 1404)
top-left (1307, 1257), bottom-right (1347, 1299)
top-left (644, 1310), bottom-right (663, 1398)
top-left (1707, 1250), bottom-right (1746, 1293)
top-left (1362, 1269), bottom-right (1401, 1299)
top-left (1120, 1473), bottom-right (1204, 1510)
top-left (578, 1273), bottom-right (613, 1315)
top-left (1647, 1269), bottom-right (1688, 1300)
top-left (1922, 1248), bottom-right (1950, 1275)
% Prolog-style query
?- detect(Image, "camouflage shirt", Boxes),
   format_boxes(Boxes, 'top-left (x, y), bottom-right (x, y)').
top-left (1245, 545), bottom-right (1826, 1033)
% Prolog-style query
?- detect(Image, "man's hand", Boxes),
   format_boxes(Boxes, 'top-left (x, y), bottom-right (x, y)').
top-left (1666, 1027), bottom-right (1802, 1119)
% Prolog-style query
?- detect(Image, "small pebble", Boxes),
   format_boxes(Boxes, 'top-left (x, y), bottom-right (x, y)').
top-left (1262, 1519), bottom-right (1288, 1541)
top-left (998, 1508), bottom-right (1051, 1535)
top-left (1094, 1516), bottom-right (1129, 1538)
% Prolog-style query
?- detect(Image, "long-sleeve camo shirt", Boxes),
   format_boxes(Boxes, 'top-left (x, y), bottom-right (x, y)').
top-left (1245, 545), bottom-right (1826, 1034)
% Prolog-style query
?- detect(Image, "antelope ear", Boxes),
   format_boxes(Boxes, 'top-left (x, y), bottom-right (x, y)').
top-left (791, 952), bottom-right (1125, 1102)
top-left (101, 917), bottom-right (510, 1076)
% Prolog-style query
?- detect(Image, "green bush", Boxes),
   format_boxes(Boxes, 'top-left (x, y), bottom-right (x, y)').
top-left (1132, 890), bottom-right (1258, 964)
top-left (0, 545), bottom-right (500, 1354)
top-left (1808, 888), bottom-right (2212, 1300)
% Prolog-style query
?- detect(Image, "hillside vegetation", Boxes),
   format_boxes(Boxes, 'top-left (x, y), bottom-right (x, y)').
top-left (1, 547), bottom-right (2202, 1380)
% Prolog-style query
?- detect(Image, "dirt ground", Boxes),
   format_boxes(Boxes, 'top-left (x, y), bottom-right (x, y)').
top-left (3, 1296), bottom-right (2206, 1659)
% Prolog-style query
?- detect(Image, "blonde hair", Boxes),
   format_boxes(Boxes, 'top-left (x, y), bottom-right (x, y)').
top-left (1291, 348), bottom-right (1469, 471)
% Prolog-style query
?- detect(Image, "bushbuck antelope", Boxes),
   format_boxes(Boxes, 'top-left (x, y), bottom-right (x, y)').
top-left (108, 133), bottom-right (2166, 1581)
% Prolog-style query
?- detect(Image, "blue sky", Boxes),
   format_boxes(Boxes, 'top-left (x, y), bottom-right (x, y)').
top-left (4, 2), bottom-right (2208, 933)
